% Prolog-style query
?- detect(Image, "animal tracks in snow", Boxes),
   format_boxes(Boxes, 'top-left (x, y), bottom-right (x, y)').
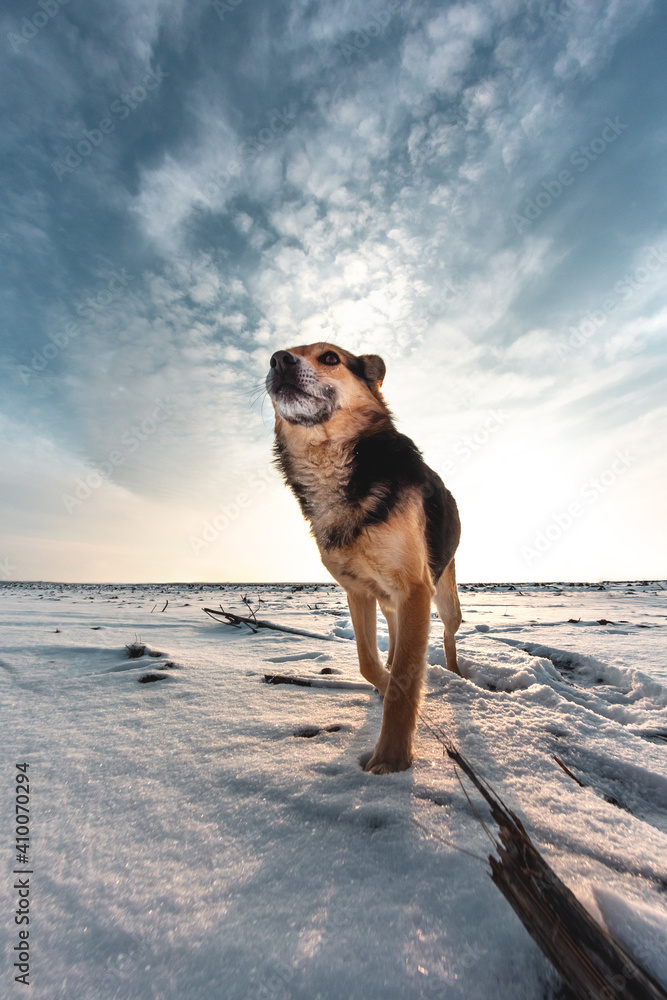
top-left (0, 640), bottom-right (183, 687)
top-left (467, 633), bottom-right (667, 732)
top-left (293, 724), bottom-right (342, 738)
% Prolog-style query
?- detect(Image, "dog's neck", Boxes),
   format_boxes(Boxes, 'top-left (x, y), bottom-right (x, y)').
top-left (272, 406), bottom-right (394, 549)
top-left (274, 404), bottom-right (391, 454)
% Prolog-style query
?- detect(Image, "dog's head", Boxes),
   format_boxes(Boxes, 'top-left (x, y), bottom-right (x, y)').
top-left (265, 343), bottom-right (387, 427)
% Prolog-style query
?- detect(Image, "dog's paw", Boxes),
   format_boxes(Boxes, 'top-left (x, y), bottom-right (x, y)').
top-left (363, 748), bottom-right (413, 774)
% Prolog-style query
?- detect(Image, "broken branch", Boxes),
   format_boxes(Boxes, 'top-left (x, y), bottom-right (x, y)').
top-left (203, 607), bottom-right (352, 642)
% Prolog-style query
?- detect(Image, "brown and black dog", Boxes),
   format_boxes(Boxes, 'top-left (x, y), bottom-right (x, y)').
top-left (266, 343), bottom-right (461, 774)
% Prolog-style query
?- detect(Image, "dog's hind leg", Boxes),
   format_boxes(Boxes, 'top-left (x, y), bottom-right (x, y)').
top-left (434, 558), bottom-right (462, 675)
top-left (346, 591), bottom-right (391, 695)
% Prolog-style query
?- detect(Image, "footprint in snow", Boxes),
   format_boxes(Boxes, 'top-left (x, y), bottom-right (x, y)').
top-left (293, 724), bottom-right (342, 738)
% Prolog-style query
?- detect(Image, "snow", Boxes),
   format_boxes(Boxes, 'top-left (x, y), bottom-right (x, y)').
top-left (1, 580), bottom-right (666, 999)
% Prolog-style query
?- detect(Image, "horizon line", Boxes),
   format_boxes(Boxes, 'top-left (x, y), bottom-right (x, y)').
top-left (1, 579), bottom-right (665, 588)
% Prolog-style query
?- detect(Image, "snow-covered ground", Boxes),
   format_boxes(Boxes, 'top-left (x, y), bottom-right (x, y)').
top-left (1, 580), bottom-right (666, 1000)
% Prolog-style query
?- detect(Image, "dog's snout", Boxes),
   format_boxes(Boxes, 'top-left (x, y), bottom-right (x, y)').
top-left (270, 350), bottom-right (299, 370)
top-left (266, 344), bottom-right (337, 425)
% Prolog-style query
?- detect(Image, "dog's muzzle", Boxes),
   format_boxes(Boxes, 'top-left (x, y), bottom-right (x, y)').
top-left (266, 351), bottom-right (337, 426)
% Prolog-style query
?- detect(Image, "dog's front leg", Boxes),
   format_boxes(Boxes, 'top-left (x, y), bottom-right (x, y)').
top-left (364, 582), bottom-right (432, 774)
top-left (346, 591), bottom-right (391, 695)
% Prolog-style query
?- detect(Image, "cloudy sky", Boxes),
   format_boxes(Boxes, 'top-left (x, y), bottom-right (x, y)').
top-left (1, 0), bottom-right (666, 583)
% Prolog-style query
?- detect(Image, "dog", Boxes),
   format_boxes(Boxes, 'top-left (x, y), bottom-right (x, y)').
top-left (266, 343), bottom-right (461, 774)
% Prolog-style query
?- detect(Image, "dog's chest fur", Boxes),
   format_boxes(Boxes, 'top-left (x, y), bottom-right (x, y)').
top-left (274, 436), bottom-right (365, 550)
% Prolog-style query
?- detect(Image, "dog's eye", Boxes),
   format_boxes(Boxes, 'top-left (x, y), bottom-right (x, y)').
top-left (319, 351), bottom-right (340, 366)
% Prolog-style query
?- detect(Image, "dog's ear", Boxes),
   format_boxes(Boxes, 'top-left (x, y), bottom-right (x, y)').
top-left (359, 354), bottom-right (386, 387)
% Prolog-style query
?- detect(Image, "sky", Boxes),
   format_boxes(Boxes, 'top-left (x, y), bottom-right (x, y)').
top-left (1, 0), bottom-right (666, 584)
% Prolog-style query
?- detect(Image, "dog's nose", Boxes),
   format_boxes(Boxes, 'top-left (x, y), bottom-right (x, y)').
top-left (270, 350), bottom-right (299, 370)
